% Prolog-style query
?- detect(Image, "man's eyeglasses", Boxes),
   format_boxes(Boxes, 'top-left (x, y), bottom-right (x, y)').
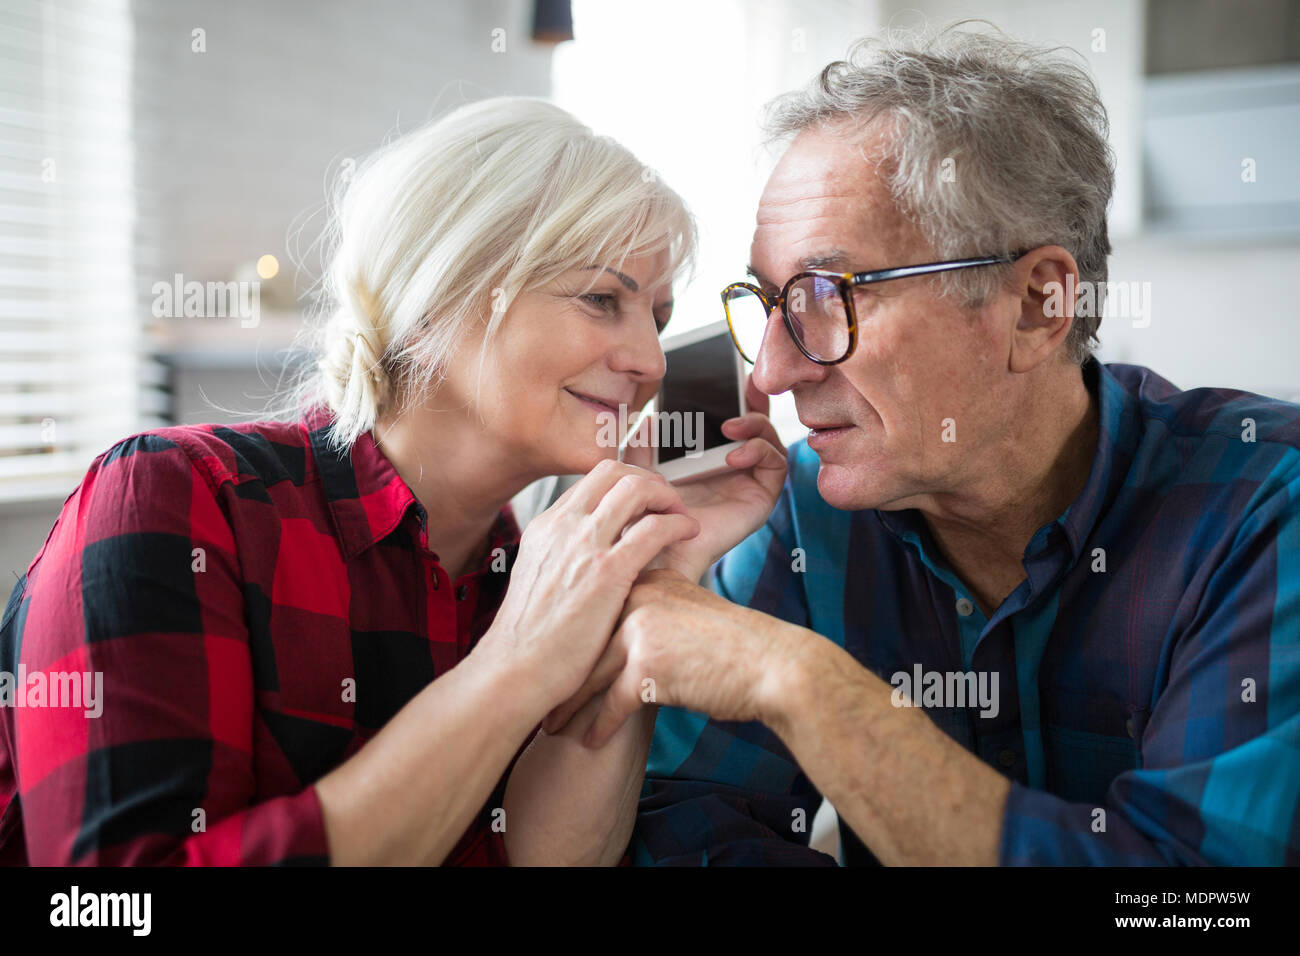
top-left (720, 252), bottom-right (1026, 365)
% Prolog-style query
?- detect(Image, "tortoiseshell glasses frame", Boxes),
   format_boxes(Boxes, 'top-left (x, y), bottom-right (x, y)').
top-left (721, 251), bottom-right (1027, 366)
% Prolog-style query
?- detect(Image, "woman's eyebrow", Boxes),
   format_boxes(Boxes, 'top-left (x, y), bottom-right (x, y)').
top-left (579, 265), bottom-right (638, 292)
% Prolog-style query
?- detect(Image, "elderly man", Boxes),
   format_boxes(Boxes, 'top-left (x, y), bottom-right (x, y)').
top-left (549, 27), bottom-right (1300, 865)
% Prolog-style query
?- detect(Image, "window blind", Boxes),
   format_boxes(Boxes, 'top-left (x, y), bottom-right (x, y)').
top-left (0, 0), bottom-right (166, 504)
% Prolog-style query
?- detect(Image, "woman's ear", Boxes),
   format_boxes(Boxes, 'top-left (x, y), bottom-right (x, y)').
top-left (1009, 245), bottom-right (1080, 374)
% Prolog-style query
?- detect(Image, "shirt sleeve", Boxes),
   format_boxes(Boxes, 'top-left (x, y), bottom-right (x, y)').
top-left (1000, 459), bottom-right (1300, 865)
top-left (3, 432), bottom-right (331, 865)
top-left (633, 474), bottom-right (836, 866)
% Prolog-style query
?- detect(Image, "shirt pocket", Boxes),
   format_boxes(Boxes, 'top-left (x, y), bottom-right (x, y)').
top-left (1043, 722), bottom-right (1142, 805)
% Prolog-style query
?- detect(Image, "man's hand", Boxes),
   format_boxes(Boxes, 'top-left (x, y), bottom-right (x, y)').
top-left (543, 572), bottom-right (1011, 866)
top-left (624, 375), bottom-right (788, 583)
top-left (541, 568), bottom-right (804, 747)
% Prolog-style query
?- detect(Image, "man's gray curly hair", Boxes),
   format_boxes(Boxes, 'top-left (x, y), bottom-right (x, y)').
top-left (762, 22), bottom-right (1115, 364)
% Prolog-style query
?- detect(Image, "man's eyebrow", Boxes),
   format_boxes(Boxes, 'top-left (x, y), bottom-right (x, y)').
top-left (579, 265), bottom-right (638, 292)
top-left (747, 250), bottom-right (854, 286)
top-left (800, 249), bottom-right (852, 271)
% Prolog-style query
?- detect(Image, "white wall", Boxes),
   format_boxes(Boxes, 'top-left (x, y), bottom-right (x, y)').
top-left (1101, 238), bottom-right (1300, 401)
top-left (132, 0), bottom-right (552, 292)
top-left (1, 0), bottom-right (554, 586)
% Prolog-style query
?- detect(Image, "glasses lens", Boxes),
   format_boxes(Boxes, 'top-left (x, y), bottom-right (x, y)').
top-left (723, 286), bottom-right (769, 363)
top-left (788, 274), bottom-right (850, 361)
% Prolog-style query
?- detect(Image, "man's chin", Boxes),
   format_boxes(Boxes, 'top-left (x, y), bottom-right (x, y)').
top-left (814, 461), bottom-right (891, 511)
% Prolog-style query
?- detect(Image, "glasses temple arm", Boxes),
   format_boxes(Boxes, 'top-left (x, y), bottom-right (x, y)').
top-left (849, 253), bottom-right (1024, 285)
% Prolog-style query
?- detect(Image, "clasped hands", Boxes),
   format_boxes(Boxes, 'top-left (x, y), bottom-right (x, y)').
top-left (541, 565), bottom-right (803, 747)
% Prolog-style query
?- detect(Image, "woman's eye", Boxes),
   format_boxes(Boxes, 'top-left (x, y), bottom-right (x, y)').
top-left (579, 293), bottom-right (618, 313)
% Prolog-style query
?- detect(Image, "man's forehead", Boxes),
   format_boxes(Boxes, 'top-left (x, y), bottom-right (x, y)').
top-left (751, 128), bottom-right (913, 278)
top-left (760, 132), bottom-right (881, 208)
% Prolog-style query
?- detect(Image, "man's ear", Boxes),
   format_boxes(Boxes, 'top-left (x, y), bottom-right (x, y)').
top-left (1008, 245), bottom-right (1079, 374)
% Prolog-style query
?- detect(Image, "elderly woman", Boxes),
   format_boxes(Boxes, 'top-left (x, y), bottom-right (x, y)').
top-left (0, 97), bottom-right (787, 865)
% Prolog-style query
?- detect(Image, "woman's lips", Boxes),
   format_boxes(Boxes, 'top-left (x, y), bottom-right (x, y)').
top-left (565, 387), bottom-right (619, 413)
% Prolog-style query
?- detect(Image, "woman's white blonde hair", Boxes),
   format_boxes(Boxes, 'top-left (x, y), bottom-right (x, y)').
top-left (291, 96), bottom-right (697, 452)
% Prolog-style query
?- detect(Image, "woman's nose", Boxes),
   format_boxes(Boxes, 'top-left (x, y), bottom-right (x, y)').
top-left (611, 313), bottom-right (667, 381)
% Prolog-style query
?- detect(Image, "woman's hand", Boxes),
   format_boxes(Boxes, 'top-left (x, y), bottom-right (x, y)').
top-left (626, 375), bottom-right (787, 582)
top-left (475, 458), bottom-right (700, 709)
top-left (540, 568), bottom-right (800, 742)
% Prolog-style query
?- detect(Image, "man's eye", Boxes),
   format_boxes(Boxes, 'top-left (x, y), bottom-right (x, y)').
top-left (580, 293), bottom-right (618, 313)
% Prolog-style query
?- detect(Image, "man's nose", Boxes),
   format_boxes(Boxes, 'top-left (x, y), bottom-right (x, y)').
top-left (751, 302), bottom-right (824, 395)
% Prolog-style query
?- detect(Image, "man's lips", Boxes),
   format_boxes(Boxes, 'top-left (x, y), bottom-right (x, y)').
top-left (800, 418), bottom-right (854, 432)
top-left (800, 415), bottom-right (855, 452)
top-left (805, 421), bottom-right (854, 451)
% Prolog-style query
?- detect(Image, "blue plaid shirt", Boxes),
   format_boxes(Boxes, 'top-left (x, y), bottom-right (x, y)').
top-left (635, 359), bottom-right (1300, 865)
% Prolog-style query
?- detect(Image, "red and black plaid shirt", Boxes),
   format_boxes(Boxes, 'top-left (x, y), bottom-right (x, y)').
top-left (0, 403), bottom-right (526, 865)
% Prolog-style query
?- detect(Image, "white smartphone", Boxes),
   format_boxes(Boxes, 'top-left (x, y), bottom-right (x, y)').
top-left (637, 319), bottom-right (747, 484)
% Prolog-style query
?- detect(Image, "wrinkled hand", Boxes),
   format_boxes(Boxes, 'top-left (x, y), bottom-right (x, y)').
top-left (478, 460), bottom-right (700, 709)
top-left (540, 569), bottom-right (795, 747)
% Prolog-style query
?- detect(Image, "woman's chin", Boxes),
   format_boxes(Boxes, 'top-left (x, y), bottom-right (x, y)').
top-left (552, 440), bottom-right (618, 476)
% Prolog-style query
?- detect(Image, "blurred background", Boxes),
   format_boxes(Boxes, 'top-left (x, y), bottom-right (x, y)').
top-left (3, 0), bottom-right (1298, 861)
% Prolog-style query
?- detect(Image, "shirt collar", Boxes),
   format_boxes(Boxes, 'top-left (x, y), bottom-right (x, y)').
top-left (1056, 357), bottom-right (1140, 559)
top-left (301, 403), bottom-right (522, 562)
top-left (875, 357), bottom-right (1138, 567)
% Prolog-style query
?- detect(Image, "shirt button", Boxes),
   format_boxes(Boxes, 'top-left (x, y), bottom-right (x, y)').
top-left (998, 749), bottom-right (1016, 768)
top-left (455, 584), bottom-right (469, 601)
top-left (955, 597), bottom-right (975, 617)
